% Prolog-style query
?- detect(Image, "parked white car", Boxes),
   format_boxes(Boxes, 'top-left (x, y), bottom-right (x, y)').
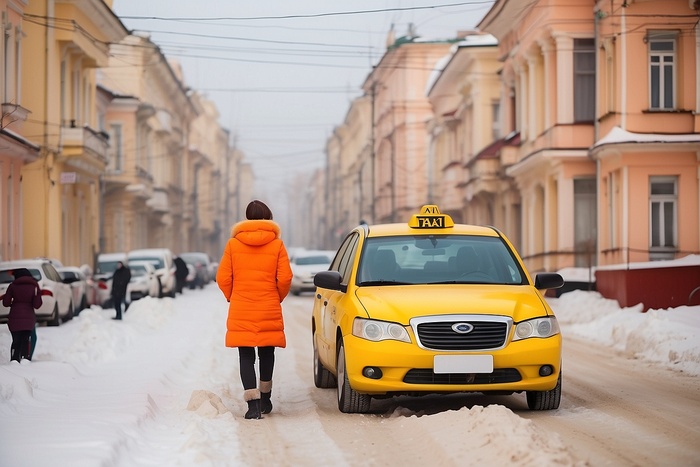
top-left (127, 248), bottom-right (177, 298)
top-left (57, 266), bottom-right (90, 314)
top-left (127, 261), bottom-right (160, 301)
top-left (289, 250), bottom-right (335, 295)
top-left (0, 259), bottom-right (74, 326)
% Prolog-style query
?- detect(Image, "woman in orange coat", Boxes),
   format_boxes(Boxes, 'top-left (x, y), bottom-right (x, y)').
top-left (216, 200), bottom-right (293, 419)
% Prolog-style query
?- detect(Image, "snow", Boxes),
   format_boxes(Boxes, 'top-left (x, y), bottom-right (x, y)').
top-left (595, 125), bottom-right (700, 146)
top-left (0, 285), bottom-right (698, 466)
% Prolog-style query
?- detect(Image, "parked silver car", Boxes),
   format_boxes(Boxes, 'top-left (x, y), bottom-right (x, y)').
top-left (57, 266), bottom-right (90, 314)
top-left (0, 259), bottom-right (75, 326)
top-left (127, 261), bottom-right (160, 301)
top-left (179, 252), bottom-right (212, 289)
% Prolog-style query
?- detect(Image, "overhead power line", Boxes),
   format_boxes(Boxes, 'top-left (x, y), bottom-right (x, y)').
top-left (118, 2), bottom-right (497, 22)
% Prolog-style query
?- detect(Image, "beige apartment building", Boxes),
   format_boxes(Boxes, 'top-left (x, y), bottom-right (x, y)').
top-left (478, 0), bottom-right (699, 271)
top-left (318, 0), bottom-right (698, 276)
top-left (363, 28), bottom-right (454, 225)
top-left (324, 95), bottom-right (372, 247)
top-left (98, 33), bottom-right (197, 255)
top-left (591, 0), bottom-right (700, 266)
top-left (478, 0), bottom-right (600, 272)
top-left (425, 33), bottom-right (503, 228)
top-left (16, 0), bottom-right (128, 266)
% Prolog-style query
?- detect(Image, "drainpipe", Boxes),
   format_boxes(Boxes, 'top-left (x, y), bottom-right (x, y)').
top-left (43, 0), bottom-right (51, 256)
top-left (594, 2), bottom-right (601, 272)
top-left (620, 3), bottom-right (627, 130)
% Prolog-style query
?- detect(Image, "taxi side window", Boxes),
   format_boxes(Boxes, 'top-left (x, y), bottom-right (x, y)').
top-left (336, 233), bottom-right (359, 285)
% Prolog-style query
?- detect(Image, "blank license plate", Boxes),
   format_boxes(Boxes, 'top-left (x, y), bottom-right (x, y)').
top-left (433, 355), bottom-right (493, 374)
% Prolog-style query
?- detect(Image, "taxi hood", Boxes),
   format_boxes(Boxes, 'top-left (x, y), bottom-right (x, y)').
top-left (354, 284), bottom-right (551, 324)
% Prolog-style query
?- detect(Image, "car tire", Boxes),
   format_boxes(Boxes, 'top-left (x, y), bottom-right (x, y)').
top-left (336, 339), bottom-right (371, 413)
top-left (157, 279), bottom-right (163, 298)
top-left (526, 372), bottom-right (562, 410)
top-left (79, 295), bottom-right (88, 312)
top-left (313, 332), bottom-right (335, 388)
top-left (47, 304), bottom-right (61, 327)
top-left (62, 301), bottom-right (74, 322)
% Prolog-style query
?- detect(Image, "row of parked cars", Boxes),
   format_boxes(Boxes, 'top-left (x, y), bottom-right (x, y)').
top-left (0, 249), bottom-right (217, 326)
top-left (93, 249), bottom-right (217, 306)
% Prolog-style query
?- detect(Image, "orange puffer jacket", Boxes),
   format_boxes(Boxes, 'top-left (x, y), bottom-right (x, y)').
top-left (216, 219), bottom-right (293, 348)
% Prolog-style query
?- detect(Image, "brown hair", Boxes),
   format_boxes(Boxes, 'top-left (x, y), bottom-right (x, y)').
top-left (246, 199), bottom-right (273, 220)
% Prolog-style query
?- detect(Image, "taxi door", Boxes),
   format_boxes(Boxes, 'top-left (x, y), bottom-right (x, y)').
top-left (315, 231), bottom-right (360, 371)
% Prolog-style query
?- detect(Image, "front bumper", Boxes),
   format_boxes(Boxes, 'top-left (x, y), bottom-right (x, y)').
top-left (342, 333), bottom-right (562, 395)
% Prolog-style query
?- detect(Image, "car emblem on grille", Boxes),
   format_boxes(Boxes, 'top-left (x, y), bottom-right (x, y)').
top-left (451, 322), bottom-right (474, 334)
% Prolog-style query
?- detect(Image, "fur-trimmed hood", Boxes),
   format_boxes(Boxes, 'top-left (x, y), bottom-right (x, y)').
top-left (231, 219), bottom-right (281, 247)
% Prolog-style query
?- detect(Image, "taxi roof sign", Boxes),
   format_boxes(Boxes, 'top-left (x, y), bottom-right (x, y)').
top-left (408, 205), bottom-right (454, 229)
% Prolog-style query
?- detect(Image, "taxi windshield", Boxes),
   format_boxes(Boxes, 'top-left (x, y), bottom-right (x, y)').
top-left (357, 235), bottom-right (526, 286)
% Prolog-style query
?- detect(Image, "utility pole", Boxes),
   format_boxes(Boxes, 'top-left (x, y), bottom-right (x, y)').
top-left (370, 79), bottom-right (376, 224)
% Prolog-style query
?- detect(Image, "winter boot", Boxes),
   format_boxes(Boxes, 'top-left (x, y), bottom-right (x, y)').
top-left (243, 389), bottom-right (262, 419)
top-left (260, 380), bottom-right (273, 414)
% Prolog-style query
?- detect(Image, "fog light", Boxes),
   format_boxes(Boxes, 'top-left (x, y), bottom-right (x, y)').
top-left (539, 365), bottom-right (554, 377)
top-left (362, 366), bottom-right (383, 379)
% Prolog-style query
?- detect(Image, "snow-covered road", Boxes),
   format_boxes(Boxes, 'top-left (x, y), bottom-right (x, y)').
top-left (1, 284), bottom-right (698, 466)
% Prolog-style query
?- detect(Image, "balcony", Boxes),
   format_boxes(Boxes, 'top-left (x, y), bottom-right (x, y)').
top-left (61, 125), bottom-right (110, 168)
top-left (1, 103), bottom-right (30, 131)
top-left (146, 188), bottom-right (170, 213)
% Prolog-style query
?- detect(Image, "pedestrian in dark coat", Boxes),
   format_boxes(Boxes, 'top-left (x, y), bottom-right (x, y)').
top-left (174, 256), bottom-right (188, 294)
top-left (110, 261), bottom-right (131, 320)
top-left (2, 268), bottom-right (42, 361)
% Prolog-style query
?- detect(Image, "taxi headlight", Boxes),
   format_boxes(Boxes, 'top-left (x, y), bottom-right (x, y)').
top-left (352, 318), bottom-right (411, 343)
top-left (513, 317), bottom-right (560, 341)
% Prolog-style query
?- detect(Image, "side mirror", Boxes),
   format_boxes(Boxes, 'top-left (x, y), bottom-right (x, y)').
top-left (314, 271), bottom-right (343, 291)
top-left (534, 273), bottom-right (564, 290)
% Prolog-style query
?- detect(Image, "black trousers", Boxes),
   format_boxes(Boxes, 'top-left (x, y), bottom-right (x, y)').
top-left (10, 330), bottom-right (32, 361)
top-left (113, 295), bottom-right (125, 319)
top-left (238, 346), bottom-right (275, 390)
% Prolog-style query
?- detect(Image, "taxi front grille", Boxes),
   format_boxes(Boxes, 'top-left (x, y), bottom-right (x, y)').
top-left (403, 368), bottom-right (521, 385)
top-left (415, 320), bottom-right (508, 351)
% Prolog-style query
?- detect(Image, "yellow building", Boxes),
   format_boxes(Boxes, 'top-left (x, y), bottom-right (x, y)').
top-left (0, 0), bottom-right (40, 261)
top-left (18, 0), bottom-right (127, 265)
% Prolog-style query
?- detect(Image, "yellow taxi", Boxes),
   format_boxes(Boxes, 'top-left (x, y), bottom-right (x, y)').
top-left (312, 205), bottom-right (564, 413)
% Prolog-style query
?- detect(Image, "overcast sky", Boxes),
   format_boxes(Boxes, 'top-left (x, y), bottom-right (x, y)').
top-left (111, 1), bottom-right (496, 202)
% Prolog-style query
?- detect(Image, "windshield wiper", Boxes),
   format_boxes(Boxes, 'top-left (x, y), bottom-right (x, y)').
top-left (358, 280), bottom-right (409, 286)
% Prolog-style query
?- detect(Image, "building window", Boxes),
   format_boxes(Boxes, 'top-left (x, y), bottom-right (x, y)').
top-left (648, 32), bottom-right (676, 110)
top-left (649, 176), bottom-right (677, 260)
top-left (574, 38), bottom-right (595, 122)
top-left (109, 123), bottom-right (123, 172)
top-left (574, 178), bottom-right (597, 267)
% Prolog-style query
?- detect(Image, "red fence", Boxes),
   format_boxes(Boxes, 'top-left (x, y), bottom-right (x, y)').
top-left (595, 265), bottom-right (700, 311)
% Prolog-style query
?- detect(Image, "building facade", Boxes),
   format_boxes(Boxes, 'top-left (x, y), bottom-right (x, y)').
top-left (317, 0), bottom-right (699, 276)
top-left (1, 3), bottom-right (245, 267)
top-left (0, 0), bottom-right (39, 262)
top-left (18, 0), bottom-right (128, 266)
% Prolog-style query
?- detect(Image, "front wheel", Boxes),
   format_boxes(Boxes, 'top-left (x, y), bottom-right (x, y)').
top-left (526, 372), bottom-right (562, 410)
top-left (336, 339), bottom-right (371, 413)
